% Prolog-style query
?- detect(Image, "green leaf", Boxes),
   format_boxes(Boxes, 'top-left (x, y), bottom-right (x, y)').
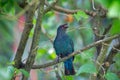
top-left (3, 0), bottom-right (15, 15)
top-left (74, 11), bottom-right (88, 21)
top-left (20, 69), bottom-right (29, 77)
top-left (15, 68), bottom-right (21, 74)
top-left (7, 61), bottom-right (15, 65)
top-left (7, 66), bottom-right (15, 75)
top-left (109, 19), bottom-right (120, 35)
top-left (29, 27), bottom-right (34, 38)
top-left (64, 76), bottom-right (74, 80)
top-left (80, 27), bottom-right (94, 45)
top-left (37, 48), bottom-right (47, 54)
top-left (105, 72), bottom-right (119, 80)
top-left (108, 2), bottom-right (120, 18)
top-left (49, 52), bottom-right (56, 59)
top-left (96, 0), bottom-right (120, 18)
top-left (36, 48), bottom-right (47, 59)
top-left (76, 62), bottom-right (97, 75)
top-left (96, 0), bottom-right (113, 8)
top-left (114, 53), bottom-right (120, 70)
top-left (33, 17), bottom-right (36, 25)
top-left (7, 66), bottom-right (16, 79)
top-left (80, 48), bottom-right (95, 59)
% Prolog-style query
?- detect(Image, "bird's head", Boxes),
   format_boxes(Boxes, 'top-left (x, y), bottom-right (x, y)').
top-left (57, 24), bottom-right (68, 33)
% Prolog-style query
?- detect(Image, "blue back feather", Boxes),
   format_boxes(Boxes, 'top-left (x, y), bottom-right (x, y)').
top-left (53, 24), bottom-right (75, 75)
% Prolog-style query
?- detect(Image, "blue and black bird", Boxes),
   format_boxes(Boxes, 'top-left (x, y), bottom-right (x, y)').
top-left (53, 24), bottom-right (75, 75)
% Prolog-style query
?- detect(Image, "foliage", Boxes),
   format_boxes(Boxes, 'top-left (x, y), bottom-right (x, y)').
top-left (96, 0), bottom-right (120, 36)
top-left (74, 11), bottom-right (89, 21)
top-left (0, 0), bottom-right (120, 80)
top-left (96, 0), bottom-right (120, 18)
top-left (20, 69), bottom-right (29, 77)
top-left (76, 62), bottom-right (97, 75)
top-left (109, 19), bottom-right (120, 35)
top-left (105, 72), bottom-right (119, 80)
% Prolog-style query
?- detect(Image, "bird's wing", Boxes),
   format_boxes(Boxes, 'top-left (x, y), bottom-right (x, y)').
top-left (68, 36), bottom-right (74, 60)
top-left (69, 37), bottom-right (74, 52)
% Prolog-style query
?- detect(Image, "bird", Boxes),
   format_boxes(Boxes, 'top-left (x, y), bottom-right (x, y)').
top-left (53, 24), bottom-right (75, 75)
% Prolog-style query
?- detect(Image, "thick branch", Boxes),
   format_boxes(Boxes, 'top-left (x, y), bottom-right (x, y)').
top-left (22, 0), bottom-right (45, 80)
top-left (32, 34), bottom-right (120, 69)
top-left (14, 4), bottom-right (36, 68)
top-left (91, 40), bottom-right (120, 80)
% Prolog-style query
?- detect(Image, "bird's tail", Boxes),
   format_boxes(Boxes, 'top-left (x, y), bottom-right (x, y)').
top-left (64, 59), bottom-right (75, 75)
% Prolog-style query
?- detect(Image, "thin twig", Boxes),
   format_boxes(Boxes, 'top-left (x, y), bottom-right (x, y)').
top-left (91, 0), bottom-right (98, 11)
top-left (103, 42), bottom-right (120, 52)
top-left (41, 26), bottom-right (53, 43)
top-left (45, 1), bottom-right (106, 17)
top-left (44, 0), bottom-right (59, 13)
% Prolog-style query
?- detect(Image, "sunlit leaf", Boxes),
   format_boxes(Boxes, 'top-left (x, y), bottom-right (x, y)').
top-left (33, 17), bottom-right (36, 25)
top-left (36, 48), bottom-right (47, 59)
top-left (45, 11), bottom-right (54, 19)
top-left (64, 75), bottom-right (74, 80)
top-left (49, 52), bottom-right (56, 59)
top-left (76, 62), bottom-right (97, 75)
top-left (108, 2), bottom-right (120, 18)
top-left (37, 48), bottom-right (47, 54)
top-left (7, 61), bottom-right (15, 65)
top-left (105, 72), bottom-right (119, 80)
top-left (29, 27), bottom-right (34, 37)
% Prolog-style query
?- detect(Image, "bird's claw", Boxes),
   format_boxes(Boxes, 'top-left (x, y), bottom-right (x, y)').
top-left (55, 56), bottom-right (60, 62)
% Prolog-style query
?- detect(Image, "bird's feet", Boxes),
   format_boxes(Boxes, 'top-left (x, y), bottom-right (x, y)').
top-left (55, 56), bottom-right (61, 62)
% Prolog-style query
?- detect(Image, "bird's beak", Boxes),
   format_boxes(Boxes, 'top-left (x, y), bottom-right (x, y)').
top-left (64, 24), bottom-right (68, 29)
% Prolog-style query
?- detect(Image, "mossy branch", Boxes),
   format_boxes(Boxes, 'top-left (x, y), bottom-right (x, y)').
top-left (22, 0), bottom-right (45, 80)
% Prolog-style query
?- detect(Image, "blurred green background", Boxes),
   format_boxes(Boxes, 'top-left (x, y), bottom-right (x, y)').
top-left (0, 0), bottom-right (120, 80)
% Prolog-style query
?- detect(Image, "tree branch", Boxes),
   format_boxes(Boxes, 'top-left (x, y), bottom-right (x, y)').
top-left (41, 26), bottom-right (53, 43)
top-left (32, 34), bottom-right (120, 69)
top-left (22, 0), bottom-right (45, 80)
top-left (45, 1), bottom-right (106, 17)
top-left (104, 42), bottom-right (120, 70)
top-left (100, 24), bottom-right (112, 39)
top-left (44, 0), bottom-right (59, 14)
top-left (91, 41), bottom-right (120, 80)
top-left (13, 3), bottom-right (36, 68)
